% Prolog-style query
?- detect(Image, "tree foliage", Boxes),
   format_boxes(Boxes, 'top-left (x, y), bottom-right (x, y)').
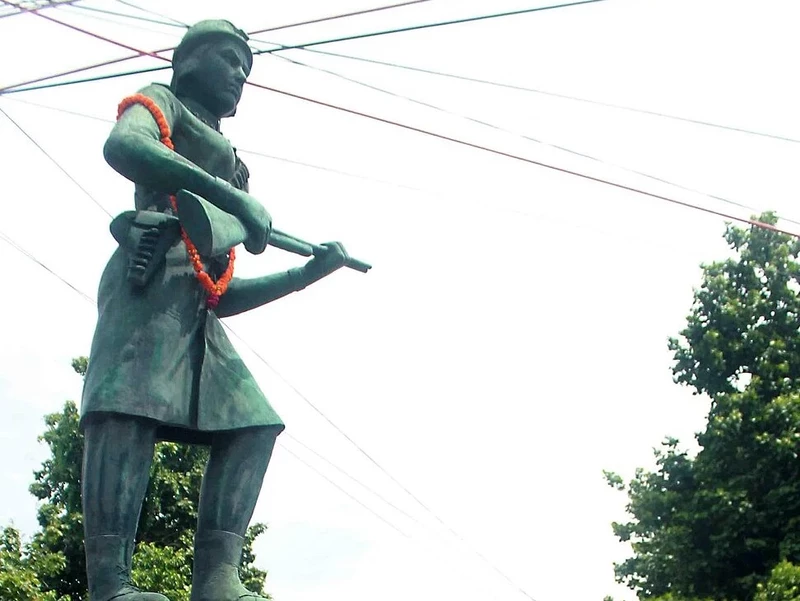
top-left (0, 526), bottom-right (66, 601)
top-left (754, 561), bottom-right (800, 601)
top-left (9, 358), bottom-right (271, 600)
top-left (607, 215), bottom-right (800, 601)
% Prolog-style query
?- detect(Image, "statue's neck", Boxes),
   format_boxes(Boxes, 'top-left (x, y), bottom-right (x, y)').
top-left (179, 95), bottom-right (221, 131)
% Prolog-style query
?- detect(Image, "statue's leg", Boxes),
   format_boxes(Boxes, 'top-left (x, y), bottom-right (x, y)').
top-left (82, 413), bottom-right (168, 601)
top-left (190, 426), bottom-right (279, 601)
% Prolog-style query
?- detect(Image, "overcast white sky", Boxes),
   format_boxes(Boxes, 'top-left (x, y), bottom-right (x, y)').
top-left (1, 1), bottom-right (799, 600)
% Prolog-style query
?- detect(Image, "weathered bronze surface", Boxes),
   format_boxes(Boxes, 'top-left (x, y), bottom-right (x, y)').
top-left (81, 19), bottom-right (360, 601)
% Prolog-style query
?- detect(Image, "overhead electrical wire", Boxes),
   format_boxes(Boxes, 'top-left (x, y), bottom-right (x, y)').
top-left (298, 47), bottom-right (800, 145)
top-left (0, 228), bottom-right (96, 305)
top-left (283, 432), bottom-right (422, 525)
top-left (0, 0), bottom-right (433, 92)
top-left (223, 322), bottom-right (541, 601)
top-left (248, 0), bottom-right (433, 35)
top-left (6, 63), bottom-right (796, 232)
top-left (69, 3), bottom-right (187, 29)
top-left (29, 1), bottom-right (787, 147)
top-left (0, 178), bottom-right (414, 546)
top-left (5, 5), bottom-right (786, 598)
top-left (8, 6), bottom-right (792, 598)
top-left (65, 3), bottom-right (186, 35)
top-left (250, 0), bottom-right (608, 54)
top-left (6, 2), bottom-right (796, 149)
top-left (3, 11), bottom-right (546, 596)
top-left (0, 82), bottom-right (493, 560)
top-left (0, 97), bottom-right (542, 599)
top-left (243, 79), bottom-right (800, 239)
top-left (2, 65), bottom-right (168, 94)
top-left (0, 0), bottom-right (170, 62)
top-left (0, 220), bottom-right (417, 538)
top-left (0, 0), bottom-right (78, 20)
top-left (0, 104), bottom-right (112, 217)
top-left (113, 0), bottom-right (189, 28)
top-left (3, 6), bottom-right (796, 237)
top-left (278, 443), bottom-right (411, 538)
top-left (267, 50), bottom-right (798, 228)
top-left (0, 0), bottom-right (606, 94)
top-left (0, 95), bottom-right (429, 193)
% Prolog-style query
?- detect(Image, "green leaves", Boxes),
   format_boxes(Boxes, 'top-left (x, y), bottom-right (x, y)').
top-left (9, 358), bottom-right (272, 600)
top-left (754, 561), bottom-right (800, 601)
top-left (669, 213), bottom-right (800, 401)
top-left (609, 216), bottom-right (800, 601)
top-left (0, 526), bottom-right (67, 601)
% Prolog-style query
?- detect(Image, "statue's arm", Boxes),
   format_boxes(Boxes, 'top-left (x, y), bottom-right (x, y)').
top-left (215, 242), bottom-right (349, 318)
top-left (103, 85), bottom-right (232, 202)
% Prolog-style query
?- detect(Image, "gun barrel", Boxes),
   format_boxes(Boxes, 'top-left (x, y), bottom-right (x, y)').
top-left (269, 229), bottom-right (371, 273)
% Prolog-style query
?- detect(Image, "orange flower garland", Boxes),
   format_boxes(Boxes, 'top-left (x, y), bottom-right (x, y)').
top-left (117, 94), bottom-right (235, 309)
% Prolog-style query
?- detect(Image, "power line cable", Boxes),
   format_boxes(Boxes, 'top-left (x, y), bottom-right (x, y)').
top-left (2, 65), bottom-right (167, 94)
top-left (69, 3), bottom-right (185, 29)
top-left (249, 0), bottom-right (608, 55)
top-left (113, 0), bottom-right (188, 28)
top-left (246, 0), bottom-right (434, 35)
top-left (0, 216), bottom-right (413, 540)
top-left (0, 103), bottom-right (112, 217)
top-left (31, 0), bottom-right (794, 147)
top-left (15, 0), bottom-right (797, 147)
top-left (65, 3), bottom-right (185, 34)
top-left (0, 0), bottom-right (606, 94)
top-left (0, 76), bottom-right (542, 600)
top-left (0, 0), bottom-right (432, 93)
top-left (222, 322), bottom-right (541, 601)
top-left (0, 0), bottom-right (171, 62)
top-left (28, 3), bottom-right (796, 203)
top-left (279, 442), bottom-right (411, 538)
top-left (283, 432), bottom-right (422, 525)
top-left (2, 9), bottom-right (793, 240)
top-left (0, 0), bottom-right (79, 20)
top-left (1, 95), bottom-right (429, 193)
top-left (0, 228), bottom-right (96, 304)
top-left (268, 50), bottom-right (798, 227)
top-left (10, 82), bottom-right (796, 233)
top-left (0, 90), bottom-right (435, 544)
top-left (243, 79), bottom-right (800, 239)
top-left (300, 47), bottom-right (800, 145)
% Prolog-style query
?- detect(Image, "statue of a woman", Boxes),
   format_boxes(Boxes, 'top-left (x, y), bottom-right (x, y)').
top-left (80, 20), bottom-right (350, 601)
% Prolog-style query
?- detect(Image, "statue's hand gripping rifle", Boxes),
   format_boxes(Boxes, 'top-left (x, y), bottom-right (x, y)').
top-left (110, 190), bottom-right (371, 288)
top-left (268, 230), bottom-right (371, 273)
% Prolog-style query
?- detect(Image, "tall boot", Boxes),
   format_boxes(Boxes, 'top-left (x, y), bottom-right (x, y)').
top-left (85, 535), bottom-right (168, 601)
top-left (190, 529), bottom-right (268, 601)
top-left (190, 426), bottom-right (279, 601)
top-left (82, 415), bottom-right (166, 601)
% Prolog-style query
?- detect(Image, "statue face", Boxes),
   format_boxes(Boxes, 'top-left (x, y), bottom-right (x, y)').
top-left (176, 38), bottom-right (252, 118)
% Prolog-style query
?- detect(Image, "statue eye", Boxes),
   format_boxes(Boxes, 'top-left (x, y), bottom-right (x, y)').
top-left (222, 50), bottom-right (240, 68)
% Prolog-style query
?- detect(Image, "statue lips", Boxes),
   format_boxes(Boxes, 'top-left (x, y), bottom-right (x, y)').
top-left (223, 84), bottom-right (243, 107)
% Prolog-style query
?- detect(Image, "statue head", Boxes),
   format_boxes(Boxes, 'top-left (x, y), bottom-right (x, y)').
top-left (171, 20), bottom-right (253, 119)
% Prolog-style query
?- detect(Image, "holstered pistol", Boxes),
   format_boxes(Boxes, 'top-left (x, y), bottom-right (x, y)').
top-left (110, 210), bottom-right (180, 289)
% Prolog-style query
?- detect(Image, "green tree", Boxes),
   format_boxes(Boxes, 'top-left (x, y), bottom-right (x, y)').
top-left (607, 214), bottom-right (800, 601)
top-left (17, 358), bottom-right (271, 601)
top-left (0, 525), bottom-right (65, 601)
top-left (755, 561), bottom-right (800, 601)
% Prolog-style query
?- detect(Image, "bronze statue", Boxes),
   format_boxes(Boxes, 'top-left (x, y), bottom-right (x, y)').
top-left (80, 20), bottom-right (366, 601)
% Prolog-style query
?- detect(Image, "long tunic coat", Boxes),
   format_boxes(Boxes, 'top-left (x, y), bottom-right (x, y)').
top-left (81, 84), bottom-right (284, 444)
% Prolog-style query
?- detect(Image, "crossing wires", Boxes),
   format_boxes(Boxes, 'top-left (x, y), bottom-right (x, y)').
top-left (2, 2), bottom-right (794, 238)
top-left (0, 0), bottom-right (607, 93)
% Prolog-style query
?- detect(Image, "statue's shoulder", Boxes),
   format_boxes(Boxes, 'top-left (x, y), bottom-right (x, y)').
top-left (130, 83), bottom-right (185, 124)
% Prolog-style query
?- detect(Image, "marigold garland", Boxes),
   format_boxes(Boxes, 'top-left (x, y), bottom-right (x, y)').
top-left (117, 93), bottom-right (235, 309)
